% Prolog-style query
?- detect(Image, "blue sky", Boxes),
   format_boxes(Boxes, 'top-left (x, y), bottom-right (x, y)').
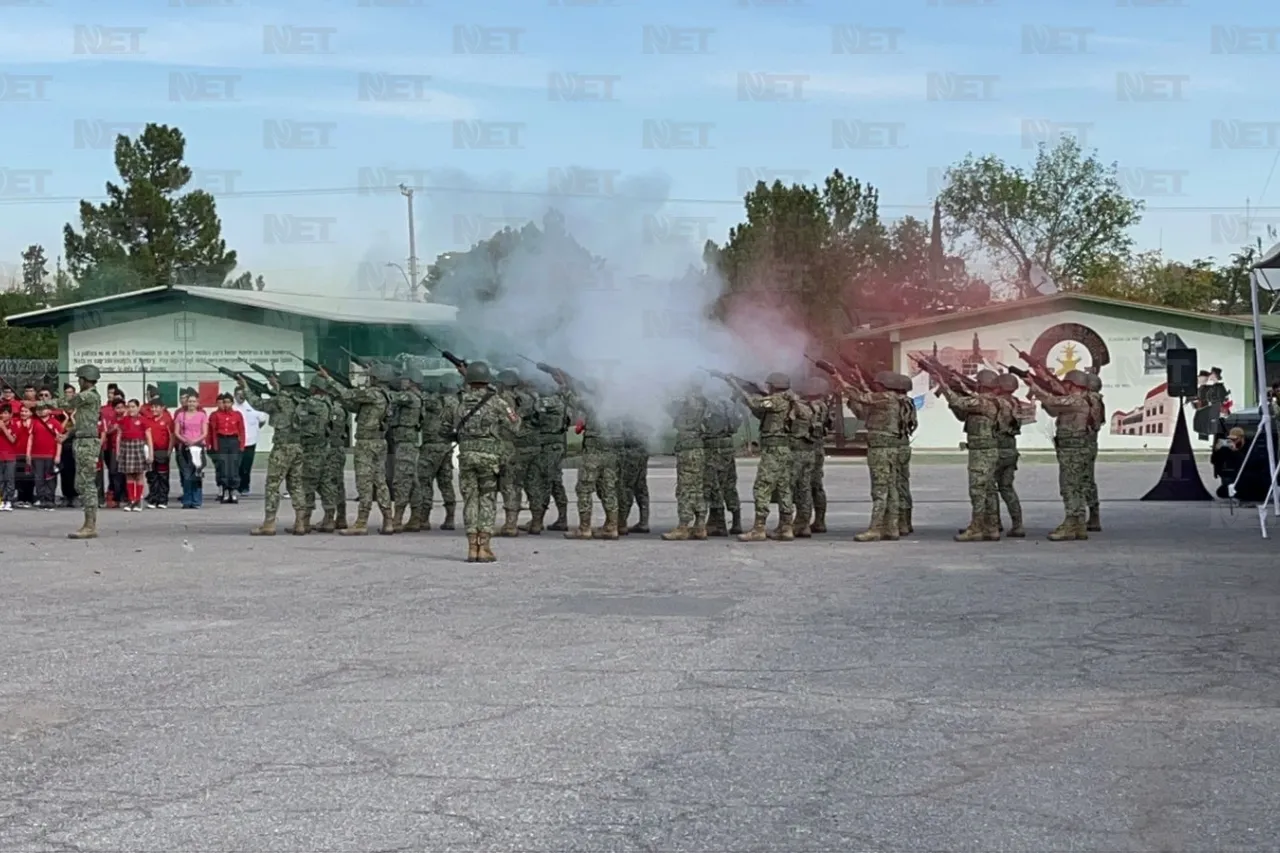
top-left (1, 0), bottom-right (1278, 296)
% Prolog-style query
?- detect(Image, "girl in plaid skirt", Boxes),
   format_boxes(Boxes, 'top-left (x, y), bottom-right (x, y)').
top-left (115, 400), bottom-right (153, 512)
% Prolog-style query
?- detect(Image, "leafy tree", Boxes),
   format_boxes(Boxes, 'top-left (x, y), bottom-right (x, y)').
top-left (228, 271), bottom-right (267, 291)
top-left (0, 292), bottom-right (57, 359)
top-left (939, 136), bottom-right (1144, 297)
top-left (868, 209), bottom-right (990, 318)
top-left (63, 123), bottom-right (237, 298)
top-left (20, 244), bottom-right (49, 303)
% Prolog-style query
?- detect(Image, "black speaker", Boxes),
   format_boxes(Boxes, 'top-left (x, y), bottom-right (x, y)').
top-left (1166, 348), bottom-right (1198, 397)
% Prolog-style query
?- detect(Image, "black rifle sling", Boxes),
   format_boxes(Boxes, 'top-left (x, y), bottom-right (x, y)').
top-left (453, 388), bottom-right (498, 441)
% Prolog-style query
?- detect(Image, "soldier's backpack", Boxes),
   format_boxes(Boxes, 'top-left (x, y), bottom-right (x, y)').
top-left (295, 397), bottom-right (331, 443)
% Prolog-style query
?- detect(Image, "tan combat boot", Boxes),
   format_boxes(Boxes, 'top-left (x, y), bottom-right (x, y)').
top-left (477, 532), bottom-right (497, 563)
top-left (250, 513), bottom-right (277, 536)
top-left (465, 532), bottom-right (479, 563)
top-left (691, 514), bottom-right (708, 540)
top-left (981, 516), bottom-right (1001, 541)
top-left (794, 519), bottom-right (812, 538)
top-left (402, 506), bottom-right (423, 533)
top-left (954, 522), bottom-right (984, 542)
top-left (498, 509), bottom-right (519, 537)
top-left (67, 507), bottom-right (98, 540)
top-left (1047, 519), bottom-right (1076, 541)
top-left (627, 503), bottom-right (649, 534)
top-left (526, 510), bottom-right (545, 535)
top-left (728, 509), bottom-right (744, 535)
top-left (705, 508), bottom-right (726, 537)
top-left (291, 511), bottom-right (307, 536)
top-left (379, 506), bottom-right (396, 535)
top-left (661, 524), bottom-right (691, 541)
top-left (810, 505), bottom-right (827, 534)
top-left (738, 512), bottom-right (768, 542)
top-left (335, 502), bottom-right (348, 531)
top-left (1073, 518), bottom-right (1090, 540)
top-left (338, 508), bottom-right (369, 536)
top-left (547, 503), bottom-right (569, 532)
top-left (596, 510), bottom-right (620, 541)
top-left (617, 510), bottom-right (630, 536)
top-left (767, 513), bottom-right (795, 541)
top-left (390, 503), bottom-right (407, 533)
top-left (853, 527), bottom-right (882, 542)
top-left (440, 502), bottom-right (456, 531)
top-left (900, 509), bottom-right (913, 535)
top-left (316, 510), bottom-right (336, 533)
top-left (1006, 508), bottom-right (1025, 538)
top-left (565, 510), bottom-right (593, 539)
top-left (880, 522), bottom-right (900, 541)
top-left (1086, 506), bottom-right (1101, 532)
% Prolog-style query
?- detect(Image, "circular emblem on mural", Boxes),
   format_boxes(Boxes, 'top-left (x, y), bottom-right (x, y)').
top-left (1030, 322), bottom-right (1111, 378)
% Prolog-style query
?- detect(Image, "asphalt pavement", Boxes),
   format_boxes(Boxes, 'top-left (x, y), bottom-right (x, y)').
top-left (1, 458), bottom-right (1278, 852)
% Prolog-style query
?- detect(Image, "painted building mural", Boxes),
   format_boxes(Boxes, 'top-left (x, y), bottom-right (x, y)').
top-left (896, 310), bottom-right (1245, 451)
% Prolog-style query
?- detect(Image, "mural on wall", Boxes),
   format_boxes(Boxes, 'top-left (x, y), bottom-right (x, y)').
top-left (905, 333), bottom-right (1036, 422)
top-left (1142, 331), bottom-right (1189, 374)
top-left (1108, 331), bottom-right (1233, 443)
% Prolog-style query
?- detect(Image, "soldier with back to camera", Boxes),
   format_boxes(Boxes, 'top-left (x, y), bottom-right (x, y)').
top-left (832, 370), bottom-right (906, 542)
top-left (318, 362), bottom-right (396, 535)
top-left (1083, 372), bottom-right (1105, 532)
top-left (661, 379), bottom-right (708, 541)
top-left (718, 371), bottom-right (799, 542)
top-left (239, 370), bottom-right (305, 537)
top-left (1028, 369), bottom-right (1093, 542)
top-left (454, 361), bottom-right (519, 563)
top-left (991, 372), bottom-right (1025, 538)
top-left (940, 370), bottom-right (1001, 542)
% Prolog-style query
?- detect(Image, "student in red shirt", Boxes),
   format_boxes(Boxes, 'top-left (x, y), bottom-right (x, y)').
top-left (0, 407), bottom-right (19, 510)
top-left (13, 406), bottom-right (34, 506)
top-left (115, 399), bottom-right (153, 512)
top-left (0, 386), bottom-right (21, 417)
top-left (27, 402), bottom-right (64, 510)
top-left (207, 393), bottom-right (246, 504)
top-left (56, 383), bottom-right (78, 507)
top-left (144, 398), bottom-right (174, 508)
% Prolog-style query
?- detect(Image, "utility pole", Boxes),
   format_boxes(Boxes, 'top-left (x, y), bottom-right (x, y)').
top-left (399, 184), bottom-right (418, 300)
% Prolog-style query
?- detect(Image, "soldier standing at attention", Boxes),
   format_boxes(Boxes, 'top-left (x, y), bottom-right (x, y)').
top-left (52, 365), bottom-right (103, 540)
top-left (721, 371), bottom-right (798, 542)
top-left (318, 362), bottom-right (395, 536)
top-left (892, 376), bottom-right (917, 536)
top-left (992, 373), bottom-right (1025, 537)
top-left (455, 361), bottom-right (518, 563)
top-left (388, 368), bottom-right (423, 532)
top-left (661, 381), bottom-right (708, 540)
top-left (786, 378), bottom-right (821, 538)
top-left (494, 370), bottom-right (523, 533)
top-left (1083, 373), bottom-right (1105, 532)
top-left (320, 385), bottom-right (349, 532)
top-left (521, 375), bottom-right (570, 535)
top-left (1028, 369), bottom-right (1093, 541)
top-left (239, 370), bottom-right (305, 537)
top-left (701, 391), bottom-right (744, 536)
top-left (831, 371), bottom-right (903, 543)
top-left (805, 378), bottom-right (837, 534)
top-left (941, 370), bottom-right (1001, 542)
top-left (296, 376), bottom-right (336, 534)
top-left (617, 418), bottom-right (651, 535)
top-left (409, 375), bottom-right (460, 532)
top-left (498, 370), bottom-right (539, 537)
top-left (560, 378), bottom-right (620, 540)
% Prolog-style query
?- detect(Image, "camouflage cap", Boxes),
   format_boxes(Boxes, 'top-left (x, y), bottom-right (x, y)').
top-left (1085, 373), bottom-right (1102, 392)
top-left (996, 373), bottom-right (1020, 393)
top-left (465, 361), bottom-right (493, 384)
top-left (1064, 369), bottom-right (1089, 388)
top-left (975, 369), bottom-right (999, 389)
top-left (765, 371), bottom-right (790, 390)
top-left (277, 370), bottom-right (302, 387)
top-left (75, 365), bottom-right (100, 382)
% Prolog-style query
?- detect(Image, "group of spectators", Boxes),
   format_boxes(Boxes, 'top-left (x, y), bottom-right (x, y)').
top-left (0, 382), bottom-right (268, 512)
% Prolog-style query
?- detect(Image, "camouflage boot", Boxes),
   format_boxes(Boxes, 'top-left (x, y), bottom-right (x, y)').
top-left (1006, 506), bottom-right (1025, 538)
top-left (853, 527), bottom-right (882, 542)
top-left (596, 510), bottom-right (620, 541)
top-left (335, 501), bottom-right (348, 531)
top-left (1047, 519), bottom-right (1076, 541)
top-left (691, 513), bottom-right (708, 540)
top-left (250, 512), bottom-right (278, 536)
top-left (391, 503), bottom-right (408, 533)
top-left (440, 502), bottom-right (456, 531)
top-left (981, 515), bottom-right (1001, 541)
top-left (898, 509), bottom-right (912, 537)
top-left (768, 513), bottom-right (795, 541)
top-left (617, 509), bottom-right (630, 536)
top-left (67, 507), bottom-right (98, 540)
top-left (465, 532), bottom-right (479, 563)
top-left (661, 524), bottom-right (691, 541)
top-left (1087, 506), bottom-right (1101, 532)
top-left (565, 510), bottom-right (593, 540)
top-left (316, 509), bottom-right (336, 533)
top-left (402, 506), bottom-right (423, 533)
top-left (498, 509), bottom-right (520, 537)
top-left (526, 510), bottom-right (545, 535)
top-left (880, 521), bottom-right (900, 541)
top-left (954, 517), bottom-right (985, 541)
top-left (477, 532), bottom-right (497, 563)
top-left (1073, 517), bottom-right (1090, 540)
top-left (729, 509), bottom-right (744, 535)
top-left (738, 512), bottom-right (769, 542)
top-left (810, 506), bottom-right (827, 534)
top-left (794, 517), bottom-right (812, 538)
top-left (705, 508), bottom-right (727, 537)
top-left (378, 506), bottom-right (396, 535)
top-left (291, 511), bottom-right (307, 536)
top-left (547, 503), bottom-right (569, 532)
top-left (338, 507), bottom-right (369, 536)
top-left (628, 503), bottom-right (649, 534)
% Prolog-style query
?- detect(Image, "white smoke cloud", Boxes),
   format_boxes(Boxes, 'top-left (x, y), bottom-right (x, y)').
top-left (414, 167), bottom-right (814, 440)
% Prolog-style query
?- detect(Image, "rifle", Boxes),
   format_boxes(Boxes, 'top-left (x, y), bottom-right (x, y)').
top-left (205, 362), bottom-right (271, 397)
top-left (1003, 364), bottom-right (1057, 397)
top-left (245, 361), bottom-right (278, 382)
top-left (835, 355), bottom-right (877, 391)
top-left (291, 352), bottom-right (351, 388)
top-left (1009, 343), bottom-right (1067, 395)
top-left (700, 367), bottom-right (766, 397)
top-left (809, 355), bottom-right (868, 391)
top-left (420, 336), bottom-right (468, 371)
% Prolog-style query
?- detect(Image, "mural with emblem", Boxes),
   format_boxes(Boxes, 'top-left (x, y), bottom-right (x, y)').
top-left (895, 310), bottom-right (1246, 451)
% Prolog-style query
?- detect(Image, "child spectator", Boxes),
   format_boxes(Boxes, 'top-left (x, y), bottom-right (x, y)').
top-left (145, 398), bottom-right (173, 508)
top-left (100, 399), bottom-right (126, 508)
top-left (0, 386), bottom-right (20, 416)
top-left (115, 399), bottom-right (153, 512)
top-left (14, 406), bottom-right (34, 507)
top-left (27, 402), bottom-right (63, 510)
top-left (58, 383), bottom-right (77, 506)
top-left (173, 396), bottom-right (208, 509)
top-left (207, 393), bottom-right (246, 504)
top-left (0, 407), bottom-right (18, 510)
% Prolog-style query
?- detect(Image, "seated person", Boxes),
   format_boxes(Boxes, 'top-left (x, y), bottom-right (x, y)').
top-left (1212, 426), bottom-right (1273, 502)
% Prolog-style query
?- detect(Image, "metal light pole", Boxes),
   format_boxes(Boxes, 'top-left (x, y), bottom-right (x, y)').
top-left (385, 262), bottom-right (411, 300)
top-left (399, 184), bottom-right (418, 300)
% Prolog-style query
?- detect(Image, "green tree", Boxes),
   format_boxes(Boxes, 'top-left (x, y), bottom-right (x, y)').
top-left (228, 271), bottom-right (267, 291)
top-left (939, 136), bottom-right (1144, 297)
top-left (20, 244), bottom-right (50, 303)
top-left (63, 123), bottom-right (237, 298)
top-left (869, 210), bottom-right (990, 317)
top-left (0, 292), bottom-right (57, 359)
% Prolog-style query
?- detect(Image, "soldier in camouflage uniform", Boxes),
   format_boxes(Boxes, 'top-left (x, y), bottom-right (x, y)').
top-left (240, 370), bottom-right (305, 537)
top-left (494, 370), bottom-right (522, 527)
top-left (617, 419), bottom-right (650, 535)
top-left (455, 361), bottom-right (519, 563)
top-left (1029, 369), bottom-right (1093, 541)
top-left (833, 371), bottom-right (905, 543)
top-left (806, 379), bottom-right (837, 534)
top-left (521, 376), bottom-right (570, 535)
top-left (318, 362), bottom-right (395, 535)
top-left (785, 378), bottom-right (823, 538)
top-left (388, 368), bottom-right (423, 532)
top-left (1083, 373), bottom-right (1105, 532)
top-left (317, 384), bottom-right (349, 533)
top-left (52, 364), bottom-right (103, 539)
top-left (498, 370), bottom-right (539, 537)
top-left (702, 392), bottom-right (744, 536)
top-left (992, 373), bottom-right (1025, 537)
top-left (941, 370), bottom-right (1001, 542)
top-left (721, 372), bottom-right (799, 542)
top-left (408, 374), bottom-right (459, 532)
top-left (561, 379), bottom-right (621, 540)
top-left (893, 378), bottom-right (917, 535)
top-left (662, 383), bottom-right (708, 540)
top-left (296, 377), bottom-right (336, 534)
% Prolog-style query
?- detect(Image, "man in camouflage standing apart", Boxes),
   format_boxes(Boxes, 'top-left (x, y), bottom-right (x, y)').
top-left (239, 370), bottom-right (305, 536)
top-left (1028, 369), bottom-right (1092, 541)
top-left (296, 376), bottom-right (337, 535)
top-left (941, 370), bottom-right (1001, 542)
top-left (498, 370), bottom-right (539, 537)
top-left (408, 374), bottom-right (459, 532)
top-left (388, 368), bottom-right (423, 532)
top-left (719, 371), bottom-right (798, 542)
top-left (617, 418), bottom-right (650, 535)
top-left (521, 375), bottom-right (570, 535)
top-left (455, 361), bottom-right (518, 563)
top-left (561, 378), bottom-right (621, 540)
top-left (53, 364), bottom-right (103, 539)
top-left (661, 381), bottom-right (708, 540)
top-left (991, 373), bottom-right (1025, 537)
top-left (833, 371), bottom-right (905, 542)
top-left (318, 362), bottom-right (395, 535)
top-left (1083, 372), bottom-right (1105, 532)
top-left (702, 390), bottom-right (744, 536)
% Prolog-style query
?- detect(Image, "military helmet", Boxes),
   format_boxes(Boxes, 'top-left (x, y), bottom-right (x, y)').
top-left (996, 373), bottom-right (1020, 393)
top-left (497, 369), bottom-right (520, 388)
top-left (277, 370), bottom-right (301, 387)
top-left (368, 363), bottom-right (396, 383)
top-left (465, 360), bottom-right (493, 385)
top-left (975, 369), bottom-right (999, 389)
top-left (1084, 373), bottom-right (1102, 392)
top-left (405, 366), bottom-right (424, 386)
top-left (806, 376), bottom-right (830, 397)
top-left (439, 371), bottom-right (464, 391)
top-left (1064, 369), bottom-right (1089, 388)
top-left (75, 364), bottom-right (100, 382)
top-left (891, 372), bottom-right (914, 393)
top-left (309, 374), bottom-right (325, 390)
top-left (765, 371), bottom-right (790, 390)
top-left (874, 370), bottom-right (897, 389)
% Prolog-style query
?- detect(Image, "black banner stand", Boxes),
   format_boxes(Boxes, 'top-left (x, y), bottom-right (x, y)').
top-left (1140, 402), bottom-right (1212, 501)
